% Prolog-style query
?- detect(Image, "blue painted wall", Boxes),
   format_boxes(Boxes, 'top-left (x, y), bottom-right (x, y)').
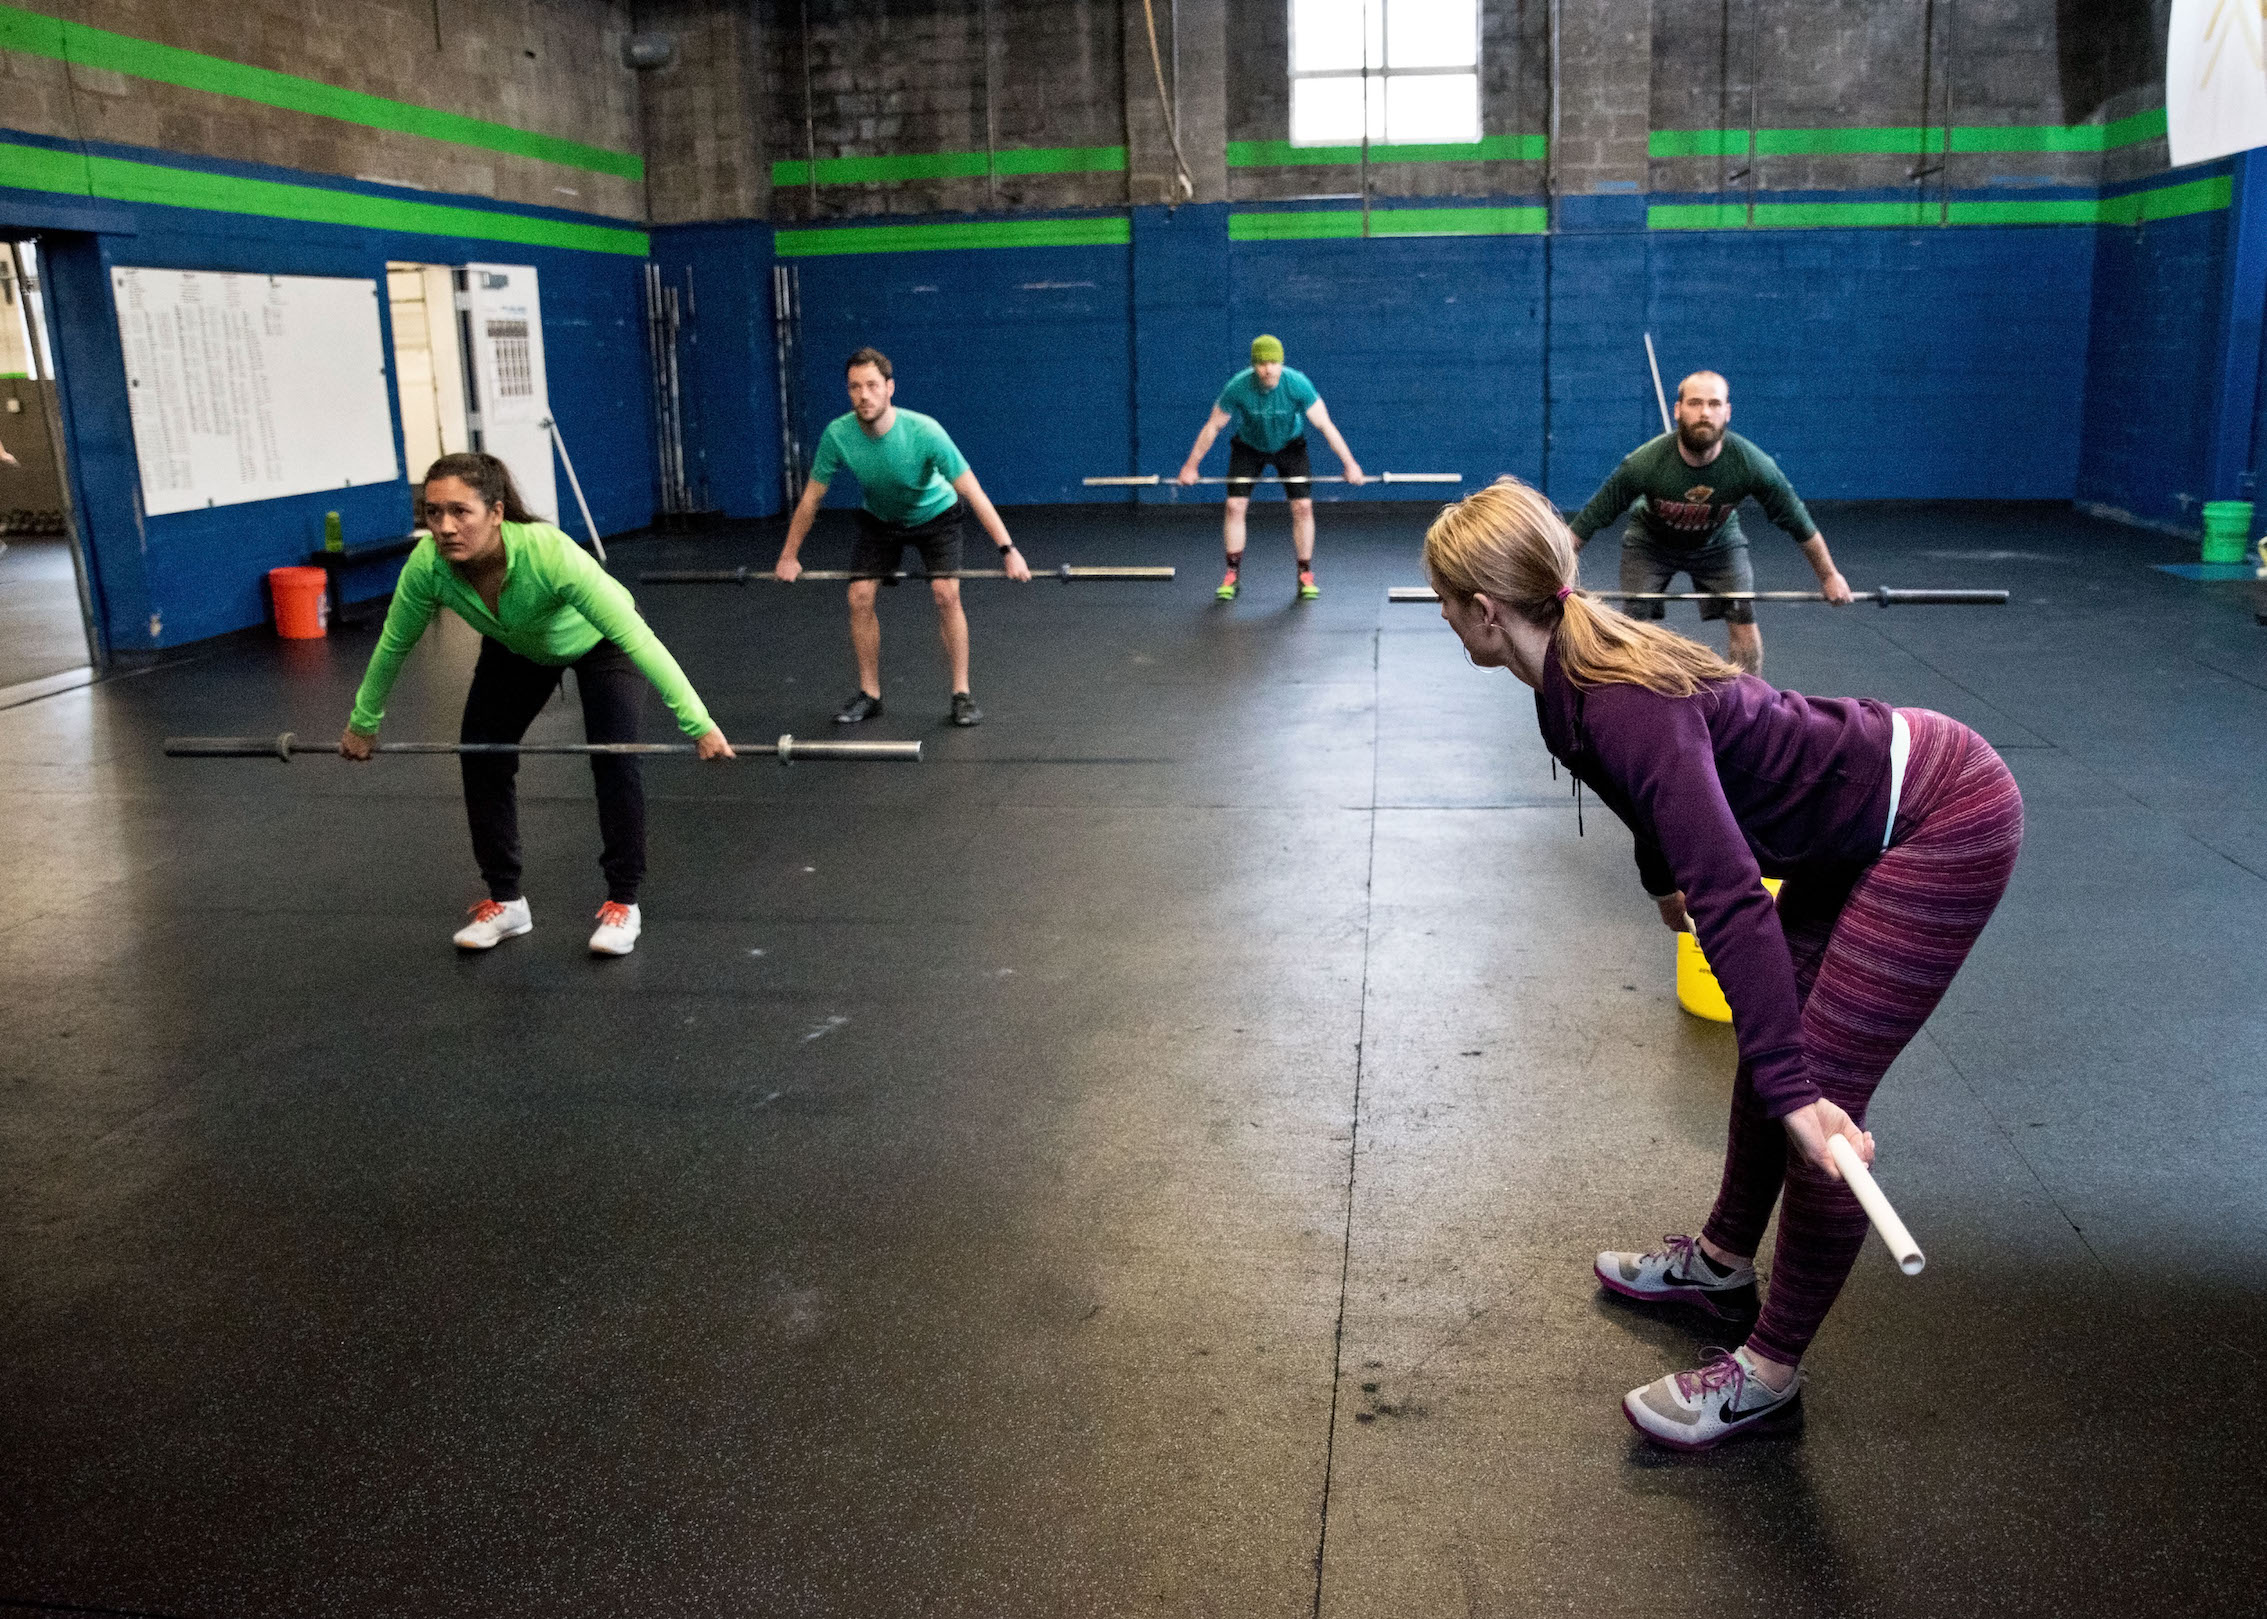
top-left (2, 134), bottom-right (655, 654)
top-left (1645, 223), bottom-right (2096, 504)
top-left (650, 221), bottom-right (782, 520)
top-left (2077, 201), bottom-right (2230, 524)
top-left (787, 222), bottom-right (1133, 510)
top-left (1227, 222), bottom-right (1548, 502)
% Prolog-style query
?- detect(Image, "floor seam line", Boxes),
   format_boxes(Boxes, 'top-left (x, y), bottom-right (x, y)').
top-left (1922, 1025), bottom-right (2111, 1276)
top-left (1309, 625), bottom-right (1381, 1619)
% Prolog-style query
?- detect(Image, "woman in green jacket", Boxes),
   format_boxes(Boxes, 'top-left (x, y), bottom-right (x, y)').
top-left (341, 453), bottom-right (733, 957)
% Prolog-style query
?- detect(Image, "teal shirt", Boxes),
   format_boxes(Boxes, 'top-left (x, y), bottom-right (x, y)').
top-left (810, 408), bottom-right (969, 525)
top-left (1216, 366), bottom-right (1320, 454)
top-left (348, 521), bottom-right (714, 738)
top-left (1568, 431), bottom-right (1817, 551)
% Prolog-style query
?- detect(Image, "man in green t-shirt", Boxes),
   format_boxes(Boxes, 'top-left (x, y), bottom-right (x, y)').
top-left (1568, 370), bottom-right (1852, 673)
top-left (1177, 335), bottom-right (1365, 601)
top-left (775, 347), bottom-right (1030, 727)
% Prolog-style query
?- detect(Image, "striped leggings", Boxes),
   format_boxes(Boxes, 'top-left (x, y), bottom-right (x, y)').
top-left (1700, 708), bottom-right (2025, 1365)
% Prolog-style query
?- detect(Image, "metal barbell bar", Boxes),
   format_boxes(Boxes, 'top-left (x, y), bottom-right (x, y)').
top-left (163, 733), bottom-right (922, 764)
top-left (1386, 586), bottom-right (2010, 606)
top-left (1083, 473), bottom-right (1462, 486)
top-left (640, 564), bottom-right (1175, 585)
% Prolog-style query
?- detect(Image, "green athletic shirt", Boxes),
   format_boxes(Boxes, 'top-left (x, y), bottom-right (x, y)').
top-left (809, 408), bottom-right (969, 526)
top-left (1568, 431), bottom-right (1817, 551)
top-left (1216, 365), bottom-right (1320, 454)
top-left (348, 521), bottom-right (714, 738)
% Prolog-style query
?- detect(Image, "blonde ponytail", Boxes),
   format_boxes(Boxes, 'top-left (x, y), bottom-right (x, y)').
top-left (1422, 478), bottom-right (1740, 698)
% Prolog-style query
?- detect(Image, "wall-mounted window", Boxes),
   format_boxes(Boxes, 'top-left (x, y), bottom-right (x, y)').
top-left (1290, 0), bottom-right (1478, 146)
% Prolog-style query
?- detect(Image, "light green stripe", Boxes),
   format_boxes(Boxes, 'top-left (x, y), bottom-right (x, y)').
top-left (0, 3), bottom-right (639, 180)
top-left (771, 144), bottom-right (1127, 187)
top-left (1651, 110), bottom-right (2168, 159)
top-left (774, 216), bottom-right (1131, 257)
top-left (0, 139), bottom-right (647, 254)
top-left (1226, 135), bottom-right (1546, 167)
top-left (1229, 206), bottom-right (1545, 241)
top-left (2100, 174), bottom-right (2232, 224)
top-left (1646, 174), bottom-right (2230, 232)
top-left (0, 369), bottom-right (26, 379)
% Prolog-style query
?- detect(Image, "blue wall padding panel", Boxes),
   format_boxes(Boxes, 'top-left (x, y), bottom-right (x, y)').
top-left (2078, 207), bottom-right (2230, 523)
top-left (1645, 228), bottom-right (2095, 505)
top-left (1545, 232), bottom-right (1657, 508)
top-left (1131, 203), bottom-right (1230, 503)
top-left (650, 221), bottom-right (782, 519)
top-left (789, 234), bottom-right (1133, 509)
top-left (3, 169), bottom-right (655, 650)
top-left (1229, 230), bottom-right (1546, 501)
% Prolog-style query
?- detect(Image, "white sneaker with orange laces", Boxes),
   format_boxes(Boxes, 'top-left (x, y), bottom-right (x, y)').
top-left (588, 901), bottom-right (641, 956)
top-left (453, 896), bottom-right (532, 950)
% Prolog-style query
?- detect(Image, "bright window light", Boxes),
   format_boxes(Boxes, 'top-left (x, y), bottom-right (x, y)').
top-left (1290, 0), bottom-right (1478, 145)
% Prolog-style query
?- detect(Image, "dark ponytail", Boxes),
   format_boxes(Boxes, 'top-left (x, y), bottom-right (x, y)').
top-left (421, 452), bottom-right (538, 524)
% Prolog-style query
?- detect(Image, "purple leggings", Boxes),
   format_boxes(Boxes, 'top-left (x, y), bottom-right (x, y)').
top-left (1700, 709), bottom-right (2024, 1365)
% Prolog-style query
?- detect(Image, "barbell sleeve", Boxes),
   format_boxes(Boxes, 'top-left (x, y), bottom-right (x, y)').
top-left (639, 566), bottom-right (1174, 584)
top-left (1386, 586), bottom-right (2009, 605)
top-left (1081, 473), bottom-right (1462, 486)
top-left (164, 734), bottom-right (922, 763)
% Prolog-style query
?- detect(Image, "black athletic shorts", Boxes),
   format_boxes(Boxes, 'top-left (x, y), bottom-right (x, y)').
top-left (1226, 435), bottom-right (1312, 498)
top-left (849, 500), bottom-right (966, 580)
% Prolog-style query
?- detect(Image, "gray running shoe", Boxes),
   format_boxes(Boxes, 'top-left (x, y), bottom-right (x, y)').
top-left (1595, 1233), bottom-right (1759, 1324)
top-left (1623, 1346), bottom-right (1803, 1451)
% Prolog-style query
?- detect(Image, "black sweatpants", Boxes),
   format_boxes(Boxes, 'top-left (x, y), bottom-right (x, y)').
top-left (461, 637), bottom-right (646, 905)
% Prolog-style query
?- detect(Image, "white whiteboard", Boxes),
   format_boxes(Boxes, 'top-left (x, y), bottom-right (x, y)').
top-left (112, 267), bottom-right (400, 517)
top-left (2168, 0), bottom-right (2267, 166)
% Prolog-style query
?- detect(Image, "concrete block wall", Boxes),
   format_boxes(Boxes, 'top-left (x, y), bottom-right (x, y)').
top-left (766, 0), bottom-right (1127, 220)
top-left (0, 1), bottom-right (647, 219)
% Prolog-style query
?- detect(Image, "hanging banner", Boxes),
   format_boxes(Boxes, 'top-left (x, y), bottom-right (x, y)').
top-left (2168, 0), bottom-right (2267, 167)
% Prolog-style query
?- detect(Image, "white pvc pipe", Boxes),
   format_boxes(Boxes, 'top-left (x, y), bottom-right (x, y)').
top-left (1644, 331), bottom-right (1672, 435)
top-left (541, 416), bottom-right (608, 563)
top-left (1827, 1134), bottom-right (1925, 1276)
top-left (1082, 472), bottom-right (1461, 486)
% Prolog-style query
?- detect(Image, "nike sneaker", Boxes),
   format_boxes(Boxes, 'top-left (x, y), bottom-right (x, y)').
top-left (1623, 1346), bottom-right (1803, 1451)
top-left (1595, 1233), bottom-right (1758, 1323)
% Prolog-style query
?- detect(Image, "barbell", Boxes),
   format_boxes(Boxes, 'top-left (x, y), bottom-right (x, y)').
top-left (1083, 473), bottom-right (1461, 486)
top-left (1386, 586), bottom-right (2010, 606)
top-left (163, 732), bottom-right (922, 764)
top-left (641, 565), bottom-right (1175, 585)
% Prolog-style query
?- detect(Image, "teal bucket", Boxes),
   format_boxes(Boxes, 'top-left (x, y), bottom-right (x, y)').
top-left (2201, 500), bottom-right (2253, 564)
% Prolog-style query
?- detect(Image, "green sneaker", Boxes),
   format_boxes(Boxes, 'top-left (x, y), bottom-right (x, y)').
top-left (1215, 570), bottom-right (1240, 601)
top-left (1297, 570), bottom-right (1320, 601)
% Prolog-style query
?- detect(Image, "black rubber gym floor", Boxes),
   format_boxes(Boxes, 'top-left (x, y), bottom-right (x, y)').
top-left (3, 500), bottom-right (2263, 1617)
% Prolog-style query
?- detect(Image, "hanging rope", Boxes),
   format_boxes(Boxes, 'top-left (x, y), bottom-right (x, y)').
top-left (1141, 0), bottom-right (1195, 202)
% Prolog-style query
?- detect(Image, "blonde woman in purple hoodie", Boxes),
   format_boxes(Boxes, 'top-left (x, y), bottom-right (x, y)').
top-left (1425, 478), bottom-right (2023, 1451)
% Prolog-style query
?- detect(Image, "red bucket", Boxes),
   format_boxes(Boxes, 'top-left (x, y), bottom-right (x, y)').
top-left (269, 566), bottom-right (329, 639)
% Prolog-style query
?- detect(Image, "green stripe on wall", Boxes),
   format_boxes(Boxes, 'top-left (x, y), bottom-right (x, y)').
top-left (1229, 206), bottom-right (1545, 240)
top-left (1227, 135), bottom-right (1547, 166)
top-left (0, 3), bottom-right (640, 180)
top-left (0, 139), bottom-right (649, 254)
top-left (771, 145), bottom-right (1127, 187)
top-left (1650, 108), bottom-right (2168, 160)
top-left (1645, 174), bottom-right (2230, 232)
top-left (774, 216), bottom-right (1131, 257)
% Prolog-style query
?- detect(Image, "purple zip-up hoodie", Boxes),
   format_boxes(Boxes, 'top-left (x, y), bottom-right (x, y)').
top-left (1534, 643), bottom-right (1896, 1117)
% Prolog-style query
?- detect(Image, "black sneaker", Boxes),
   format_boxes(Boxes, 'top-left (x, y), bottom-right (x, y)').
top-left (949, 692), bottom-right (982, 727)
top-left (834, 692), bottom-right (883, 724)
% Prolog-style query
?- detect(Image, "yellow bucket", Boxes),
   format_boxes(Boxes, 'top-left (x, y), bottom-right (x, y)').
top-left (1676, 879), bottom-right (1781, 1022)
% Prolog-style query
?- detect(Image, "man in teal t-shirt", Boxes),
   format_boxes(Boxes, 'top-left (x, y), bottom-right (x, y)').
top-left (1569, 370), bottom-right (1853, 673)
top-left (1177, 335), bottom-right (1365, 601)
top-left (776, 347), bottom-right (1031, 727)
